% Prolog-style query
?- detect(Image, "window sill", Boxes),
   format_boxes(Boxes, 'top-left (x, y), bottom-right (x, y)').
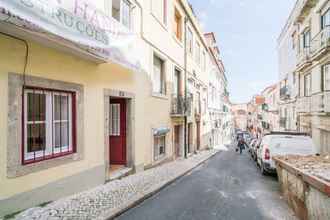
top-left (151, 93), bottom-right (168, 100)
top-left (23, 151), bottom-right (75, 165)
top-left (8, 152), bottom-right (82, 178)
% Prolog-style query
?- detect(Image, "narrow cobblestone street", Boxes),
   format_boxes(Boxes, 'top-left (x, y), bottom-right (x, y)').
top-left (12, 150), bottom-right (218, 220)
top-left (117, 146), bottom-right (297, 220)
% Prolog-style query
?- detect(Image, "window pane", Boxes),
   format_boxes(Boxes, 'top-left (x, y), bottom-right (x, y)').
top-left (27, 123), bottom-right (46, 152)
top-left (54, 94), bottom-right (69, 121)
top-left (54, 122), bottom-right (69, 148)
top-left (153, 56), bottom-right (163, 93)
top-left (112, 0), bottom-right (120, 22)
top-left (121, 0), bottom-right (130, 28)
top-left (154, 136), bottom-right (166, 159)
top-left (159, 136), bottom-right (165, 155)
top-left (110, 104), bottom-right (120, 136)
top-left (28, 93), bottom-right (46, 121)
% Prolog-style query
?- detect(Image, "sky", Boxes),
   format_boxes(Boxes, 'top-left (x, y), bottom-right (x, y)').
top-left (188, 0), bottom-right (296, 104)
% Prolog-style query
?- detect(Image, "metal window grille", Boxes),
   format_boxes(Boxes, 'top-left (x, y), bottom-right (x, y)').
top-left (23, 87), bottom-right (76, 164)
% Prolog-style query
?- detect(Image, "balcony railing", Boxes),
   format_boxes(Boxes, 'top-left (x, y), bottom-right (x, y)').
top-left (297, 47), bottom-right (311, 66)
top-left (311, 93), bottom-right (324, 112)
top-left (171, 94), bottom-right (192, 117)
top-left (325, 92), bottom-right (330, 112)
top-left (297, 96), bottom-right (311, 113)
top-left (310, 26), bottom-right (330, 57)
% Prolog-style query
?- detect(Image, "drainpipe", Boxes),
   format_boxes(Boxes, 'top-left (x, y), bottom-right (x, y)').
top-left (184, 17), bottom-right (188, 159)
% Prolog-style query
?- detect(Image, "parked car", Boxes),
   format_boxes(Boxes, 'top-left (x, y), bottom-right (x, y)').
top-left (256, 132), bottom-right (317, 175)
top-left (250, 139), bottom-right (261, 161)
top-left (248, 138), bottom-right (256, 152)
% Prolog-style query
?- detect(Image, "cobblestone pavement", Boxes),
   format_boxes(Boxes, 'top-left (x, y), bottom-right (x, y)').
top-left (13, 149), bottom-right (219, 220)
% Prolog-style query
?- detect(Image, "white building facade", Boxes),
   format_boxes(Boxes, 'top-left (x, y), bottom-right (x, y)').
top-left (279, 0), bottom-right (330, 153)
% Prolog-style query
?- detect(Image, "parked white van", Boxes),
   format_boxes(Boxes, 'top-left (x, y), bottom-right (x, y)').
top-left (257, 132), bottom-right (317, 175)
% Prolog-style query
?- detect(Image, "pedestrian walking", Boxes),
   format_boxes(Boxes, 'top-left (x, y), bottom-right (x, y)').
top-left (237, 138), bottom-right (247, 154)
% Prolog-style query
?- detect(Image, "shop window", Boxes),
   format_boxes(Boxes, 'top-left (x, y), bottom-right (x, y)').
top-left (23, 87), bottom-right (76, 164)
top-left (154, 135), bottom-right (166, 160)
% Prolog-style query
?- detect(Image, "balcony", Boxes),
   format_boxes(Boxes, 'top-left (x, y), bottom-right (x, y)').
top-left (310, 26), bottom-right (330, 60)
top-left (170, 94), bottom-right (192, 117)
top-left (297, 96), bottom-right (311, 113)
top-left (325, 92), bottom-right (330, 112)
top-left (297, 47), bottom-right (312, 68)
top-left (311, 93), bottom-right (324, 112)
top-left (280, 86), bottom-right (290, 100)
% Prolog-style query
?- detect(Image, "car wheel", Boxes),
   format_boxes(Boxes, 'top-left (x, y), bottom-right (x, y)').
top-left (260, 163), bottom-right (268, 175)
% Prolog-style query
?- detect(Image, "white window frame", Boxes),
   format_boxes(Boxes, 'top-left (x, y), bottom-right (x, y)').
top-left (112, 0), bottom-right (132, 29)
top-left (24, 89), bottom-right (73, 161)
top-left (110, 103), bottom-right (121, 136)
top-left (153, 54), bottom-right (166, 95)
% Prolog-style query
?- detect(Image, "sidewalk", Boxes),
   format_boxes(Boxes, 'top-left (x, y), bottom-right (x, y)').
top-left (13, 149), bottom-right (219, 220)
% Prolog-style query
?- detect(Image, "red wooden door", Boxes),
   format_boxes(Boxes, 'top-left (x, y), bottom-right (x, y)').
top-left (109, 99), bottom-right (127, 165)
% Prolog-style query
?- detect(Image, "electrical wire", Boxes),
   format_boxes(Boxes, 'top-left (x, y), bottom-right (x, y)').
top-left (0, 31), bottom-right (29, 85)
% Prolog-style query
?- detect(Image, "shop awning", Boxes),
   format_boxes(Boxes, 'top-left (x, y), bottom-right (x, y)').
top-left (153, 127), bottom-right (170, 136)
top-left (0, 0), bottom-right (140, 69)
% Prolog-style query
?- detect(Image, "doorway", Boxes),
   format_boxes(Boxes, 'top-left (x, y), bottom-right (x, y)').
top-left (109, 98), bottom-right (127, 166)
top-left (174, 125), bottom-right (182, 158)
top-left (188, 123), bottom-right (193, 153)
top-left (196, 121), bottom-right (201, 150)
